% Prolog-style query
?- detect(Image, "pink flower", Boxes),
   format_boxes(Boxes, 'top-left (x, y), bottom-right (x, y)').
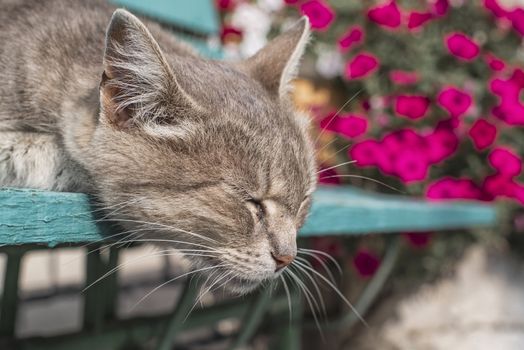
top-left (437, 87), bottom-right (473, 118)
top-left (403, 232), bottom-right (432, 248)
top-left (216, 0), bottom-right (235, 11)
top-left (349, 140), bottom-right (379, 167)
top-left (426, 177), bottom-right (483, 200)
top-left (482, 174), bottom-right (517, 199)
top-left (394, 149), bottom-right (429, 183)
top-left (338, 26), bottom-right (364, 52)
top-left (336, 114), bottom-right (368, 138)
top-left (353, 249), bottom-right (381, 278)
top-left (485, 53), bottom-right (506, 72)
top-left (408, 12), bottom-right (434, 30)
top-left (488, 147), bottom-right (522, 176)
top-left (318, 166), bottom-right (341, 185)
top-left (220, 26), bottom-right (242, 43)
top-left (389, 70), bottom-right (419, 85)
top-left (490, 69), bottom-right (524, 125)
top-left (367, 1), bottom-right (402, 29)
top-left (395, 95), bottom-right (430, 120)
top-left (445, 32), bottom-right (480, 61)
top-left (425, 127), bottom-right (459, 164)
top-left (508, 8), bottom-right (524, 36)
top-left (432, 0), bottom-right (449, 16)
top-left (300, 0), bottom-right (335, 31)
top-left (484, 0), bottom-right (508, 18)
top-left (378, 129), bottom-right (426, 176)
top-left (344, 53), bottom-right (379, 80)
top-left (284, 0), bottom-right (301, 4)
top-left (468, 119), bottom-right (497, 150)
top-left (320, 113), bottom-right (368, 138)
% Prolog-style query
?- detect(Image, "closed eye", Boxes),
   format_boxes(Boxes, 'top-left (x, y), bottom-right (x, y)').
top-left (247, 198), bottom-right (265, 221)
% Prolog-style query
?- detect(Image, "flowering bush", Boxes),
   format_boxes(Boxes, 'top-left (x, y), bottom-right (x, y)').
top-left (217, 0), bottom-right (524, 278)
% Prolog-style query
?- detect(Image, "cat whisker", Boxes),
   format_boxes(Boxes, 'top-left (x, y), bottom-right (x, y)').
top-left (293, 260), bottom-right (368, 328)
top-left (286, 267), bottom-right (324, 338)
top-left (319, 174), bottom-right (404, 194)
top-left (82, 249), bottom-right (221, 292)
top-left (98, 218), bottom-right (219, 244)
top-left (131, 263), bottom-right (229, 311)
top-left (279, 274), bottom-right (293, 324)
top-left (317, 160), bottom-right (357, 175)
top-left (314, 89), bottom-right (363, 147)
top-left (292, 259), bottom-right (327, 319)
top-left (298, 248), bottom-right (342, 276)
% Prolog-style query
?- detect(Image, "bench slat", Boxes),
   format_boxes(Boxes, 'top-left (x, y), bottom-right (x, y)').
top-left (0, 187), bottom-right (497, 246)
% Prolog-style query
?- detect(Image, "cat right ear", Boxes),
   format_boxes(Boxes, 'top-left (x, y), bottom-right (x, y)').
top-left (100, 9), bottom-right (196, 129)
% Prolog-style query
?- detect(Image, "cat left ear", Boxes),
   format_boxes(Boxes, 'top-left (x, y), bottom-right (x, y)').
top-left (101, 9), bottom-right (197, 129)
top-left (243, 17), bottom-right (310, 99)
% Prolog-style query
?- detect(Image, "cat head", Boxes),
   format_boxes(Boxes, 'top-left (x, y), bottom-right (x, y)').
top-left (87, 9), bottom-right (316, 293)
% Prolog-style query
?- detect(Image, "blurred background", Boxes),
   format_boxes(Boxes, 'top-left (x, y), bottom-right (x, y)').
top-left (6, 1), bottom-right (524, 349)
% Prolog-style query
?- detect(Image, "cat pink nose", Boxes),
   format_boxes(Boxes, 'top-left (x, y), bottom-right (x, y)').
top-left (271, 253), bottom-right (294, 272)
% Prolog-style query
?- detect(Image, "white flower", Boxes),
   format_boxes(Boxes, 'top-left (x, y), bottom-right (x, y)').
top-left (257, 0), bottom-right (284, 12)
top-left (315, 49), bottom-right (344, 79)
top-left (231, 3), bottom-right (272, 38)
top-left (239, 32), bottom-right (267, 57)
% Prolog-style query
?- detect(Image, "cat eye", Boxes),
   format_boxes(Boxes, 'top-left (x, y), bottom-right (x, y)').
top-left (247, 198), bottom-right (265, 221)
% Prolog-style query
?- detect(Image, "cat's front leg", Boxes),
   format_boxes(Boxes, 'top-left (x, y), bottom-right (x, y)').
top-left (0, 132), bottom-right (87, 192)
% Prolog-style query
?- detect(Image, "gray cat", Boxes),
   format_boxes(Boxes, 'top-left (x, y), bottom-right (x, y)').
top-left (0, 0), bottom-right (316, 293)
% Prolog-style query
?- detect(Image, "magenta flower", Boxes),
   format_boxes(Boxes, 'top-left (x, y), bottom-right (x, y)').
top-left (300, 0), bottom-right (335, 31)
top-left (344, 52), bottom-right (379, 80)
top-left (395, 95), bottom-right (430, 120)
top-left (425, 126), bottom-right (459, 164)
top-left (220, 26), bottom-right (242, 43)
top-left (484, 0), bottom-right (508, 18)
top-left (353, 249), bottom-right (381, 278)
top-left (408, 12), bottom-right (433, 30)
top-left (432, 0), bottom-right (449, 16)
top-left (403, 232), bottom-right (432, 248)
top-left (482, 174), bottom-right (517, 199)
top-left (437, 87), bottom-right (473, 118)
top-left (485, 53), bottom-right (506, 72)
top-left (378, 129), bottom-right (426, 176)
top-left (338, 26), bottom-right (364, 52)
top-left (488, 147), bottom-right (522, 176)
top-left (349, 140), bottom-right (379, 167)
top-left (426, 177), bottom-right (483, 200)
top-left (389, 70), bottom-right (419, 85)
top-left (216, 0), bottom-right (235, 11)
top-left (394, 149), bottom-right (429, 183)
top-left (484, 1), bottom-right (524, 37)
top-left (490, 70), bottom-right (524, 125)
top-left (508, 8), bottom-right (524, 36)
top-left (367, 1), bottom-right (402, 29)
top-left (320, 113), bottom-right (368, 138)
top-left (336, 114), bottom-right (368, 138)
top-left (445, 32), bottom-right (480, 61)
top-left (468, 119), bottom-right (497, 150)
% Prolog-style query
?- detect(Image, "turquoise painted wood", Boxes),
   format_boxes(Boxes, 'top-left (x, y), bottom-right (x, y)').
top-left (110, 0), bottom-right (219, 35)
top-left (0, 187), bottom-right (497, 246)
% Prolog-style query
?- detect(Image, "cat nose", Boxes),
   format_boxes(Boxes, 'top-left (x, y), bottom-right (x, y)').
top-left (271, 252), bottom-right (294, 272)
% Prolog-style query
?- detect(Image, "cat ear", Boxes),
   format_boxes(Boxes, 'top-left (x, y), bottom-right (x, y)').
top-left (243, 17), bottom-right (310, 99)
top-left (100, 9), bottom-right (195, 129)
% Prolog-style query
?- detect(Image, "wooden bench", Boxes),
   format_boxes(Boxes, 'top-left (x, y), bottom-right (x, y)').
top-left (0, 1), bottom-right (498, 348)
